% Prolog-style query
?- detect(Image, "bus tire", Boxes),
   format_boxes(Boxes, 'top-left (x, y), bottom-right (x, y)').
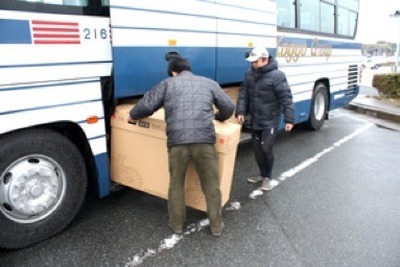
top-left (0, 129), bottom-right (87, 249)
top-left (307, 83), bottom-right (328, 130)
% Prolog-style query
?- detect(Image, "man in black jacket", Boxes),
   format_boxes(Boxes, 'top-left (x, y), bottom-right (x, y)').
top-left (129, 57), bottom-right (234, 236)
top-left (236, 47), bottom-right (295, 191)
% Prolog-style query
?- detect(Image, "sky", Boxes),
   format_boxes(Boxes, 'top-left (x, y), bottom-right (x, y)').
top-left (357, 0), bottom-right (400, 44)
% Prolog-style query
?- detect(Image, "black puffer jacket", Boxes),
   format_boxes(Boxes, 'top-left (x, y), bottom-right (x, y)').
top-left (130, 71), bottom-right (235, 147)
top-left (235, 57), bottom-right (295, 130)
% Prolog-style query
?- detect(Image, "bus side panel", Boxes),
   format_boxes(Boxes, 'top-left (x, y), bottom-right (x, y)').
top-left (112, 46), bottom-right (216, 97)
top-left (215, 0), bottom-right (277, 84)
top-left (330, 85), bottom-right (360, 110)
top-left (0, 10), bottom-right (112, 85)
top-left (94, 152), bottom-right (111, 198)
top-left (0, 10), bottom-right (113, 197)
top-left (110, 0), bottom-right (218, 98)
top-left (293, 99), bottom-right (313, 124)
top-left (276, 35), bottom-right (362, 123)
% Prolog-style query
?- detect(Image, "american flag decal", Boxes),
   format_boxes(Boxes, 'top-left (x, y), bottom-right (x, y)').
top-left (31, 20), bottom-right (80, 44)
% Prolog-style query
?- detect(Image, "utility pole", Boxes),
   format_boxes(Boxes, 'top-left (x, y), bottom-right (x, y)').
top-left (390, 10), bottom-right (400, 73)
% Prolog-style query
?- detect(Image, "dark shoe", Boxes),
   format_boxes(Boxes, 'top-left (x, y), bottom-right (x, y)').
top-left (211, 223), bottom-right (225, 237)
top-left (168, 224), bottom-right (183, 235)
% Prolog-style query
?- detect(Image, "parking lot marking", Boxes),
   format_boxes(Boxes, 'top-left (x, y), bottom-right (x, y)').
top-left (124, 219), bottom-right (210, 267)
top-left (249, 123), bottom-right (374, 199)
top-left (124, 123), bottom-right (374, 266)
top-left (124, 200), bottom-right (244, 266)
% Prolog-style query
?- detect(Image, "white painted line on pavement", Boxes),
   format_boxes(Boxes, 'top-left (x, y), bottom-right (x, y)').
top-left (124, 201), bottom-right (242, 267)
top-left (124, 219), bottom-right (209, 267)
top-left (124, 123), bottom-right (374, 266)
top-left (249, 123), bottom-right (374, 199)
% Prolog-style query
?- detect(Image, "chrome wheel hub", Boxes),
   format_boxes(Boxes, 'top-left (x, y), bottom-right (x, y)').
top-left (0, 155), bottom-right (66, 223)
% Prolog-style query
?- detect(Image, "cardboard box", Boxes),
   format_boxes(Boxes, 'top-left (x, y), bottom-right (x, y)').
top-left (224, 86), bottom-right (240, 105)
top-left (110, 104), bottom-right (241, 212)
top-left (222, 86), bottom-right (240, 124)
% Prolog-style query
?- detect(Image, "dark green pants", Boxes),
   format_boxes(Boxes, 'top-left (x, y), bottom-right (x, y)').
top-left (167, 143), bottom-right (222, 233)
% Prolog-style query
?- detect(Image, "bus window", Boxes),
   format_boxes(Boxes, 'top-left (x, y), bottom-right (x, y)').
top-left (337, 7), bottom-right (357, 36)
top-left (320, 2), bottom-right (334, 34)
top-left (300, 0), bottom-right (319, 32)
top-left (277, 0), bottom-right (358, 38)
top-left (277, 0), bottom-right (295, 28)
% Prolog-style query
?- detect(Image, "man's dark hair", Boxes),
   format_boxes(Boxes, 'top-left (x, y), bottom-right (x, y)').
top-left (167, 58), bottom-right (192, 76)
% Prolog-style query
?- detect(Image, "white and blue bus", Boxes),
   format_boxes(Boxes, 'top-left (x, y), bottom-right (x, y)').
top-left (0, 0), bottom-right (361, 248)
top-left (276, 0), bottom-right (360, 129)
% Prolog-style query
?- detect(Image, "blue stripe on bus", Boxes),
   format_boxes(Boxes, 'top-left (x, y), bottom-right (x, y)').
top-left (94, 152), bottom-right (111, 198)
top-left (292, 99), bottom-right (311, 124)
top-left (277, 36), bottom-right (362, 49)
top-left (274, 98), bottom-right (312, 129)
top-left (112, 46), bottom-right (253, 97)
top-left (113, 46), bottom-right (217, 97)
top-left (330, 86), bottom-right (359, 109)
top-left (0, 19), bottom-right (31, 44)
top-left (112, 45), bottom-right (360, 98)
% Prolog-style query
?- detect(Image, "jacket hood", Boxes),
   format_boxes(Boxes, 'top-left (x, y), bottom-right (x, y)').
top-left (251, 56), bottom-right (278, 80)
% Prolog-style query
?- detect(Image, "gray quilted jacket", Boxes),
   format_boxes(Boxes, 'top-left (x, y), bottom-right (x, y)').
top-left (130, 71), bottom-right (235, 147)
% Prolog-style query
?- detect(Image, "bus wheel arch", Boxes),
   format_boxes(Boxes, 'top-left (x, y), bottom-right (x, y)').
top-left (307, 80), bottom-right (329, 130)
top-left (0, 127), bottom-right (88, 249)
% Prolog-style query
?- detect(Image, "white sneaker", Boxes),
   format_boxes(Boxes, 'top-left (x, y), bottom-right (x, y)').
top-left (261, 179), bottom-right (279, 191)
top-left (247, 176), bottom-right (262, 184)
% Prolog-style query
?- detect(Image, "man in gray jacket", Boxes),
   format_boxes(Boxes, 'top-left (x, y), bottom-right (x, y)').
top-left (129, 57), bottom-right (234, 237)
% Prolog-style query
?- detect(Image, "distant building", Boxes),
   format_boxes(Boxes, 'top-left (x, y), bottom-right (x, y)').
top-left (362, 42), bottom-right (396, 57)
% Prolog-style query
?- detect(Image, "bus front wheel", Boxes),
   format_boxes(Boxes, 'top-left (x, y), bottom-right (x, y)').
top-left (307, 83), bottom-right (328, 130)
top-left (0, 129), bottom-right (87, 249)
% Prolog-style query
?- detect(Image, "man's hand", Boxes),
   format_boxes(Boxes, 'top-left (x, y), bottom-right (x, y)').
top-left (285, 123), bottom-right (294, 132)
top-left (237, 115), bottom-right (245, 124)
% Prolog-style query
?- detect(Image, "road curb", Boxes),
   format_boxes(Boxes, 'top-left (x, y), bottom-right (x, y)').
top-left (345, 103), bottom-right (400, 124)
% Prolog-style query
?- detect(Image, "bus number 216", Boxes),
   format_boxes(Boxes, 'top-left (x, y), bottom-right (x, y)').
top-left (83, 28), bottom-right (108, 40)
